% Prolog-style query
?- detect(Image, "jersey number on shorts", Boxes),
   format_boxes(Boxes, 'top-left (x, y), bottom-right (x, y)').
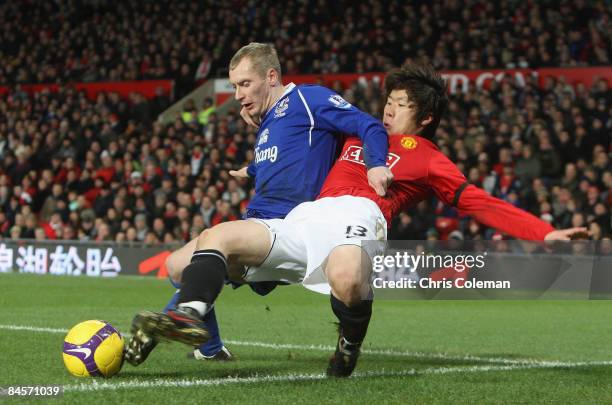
top-left (345, 225), bottom-right (367, 238)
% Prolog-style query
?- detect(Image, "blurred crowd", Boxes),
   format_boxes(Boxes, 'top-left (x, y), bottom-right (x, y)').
top-left (1, 71), bottom-right (610, 244)
top-left (0, 0), bottom-right (610, 243)
top-left (1, 0), bottom-right (610, 91)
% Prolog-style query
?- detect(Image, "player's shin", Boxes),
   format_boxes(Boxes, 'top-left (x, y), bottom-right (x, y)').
top-left (327, 293), bottom-right (372, 377)
top-left (164, 269), bottom-right (225, 355)
top-left (330, 294), bottom-right (372, 344)
top-left (128, 250), bottom-right (226, 348)
top-left (162, 278), bottom-right (181, 313)
top-left (177, 249), bottom-right (228, 317)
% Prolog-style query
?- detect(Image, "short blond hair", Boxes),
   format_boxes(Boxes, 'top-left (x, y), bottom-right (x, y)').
top-left (229, 42), bottom-right (282, 79)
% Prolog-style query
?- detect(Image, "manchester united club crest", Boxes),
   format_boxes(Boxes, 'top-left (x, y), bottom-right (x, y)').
top-left (400, 136), bottom-right (418, 150)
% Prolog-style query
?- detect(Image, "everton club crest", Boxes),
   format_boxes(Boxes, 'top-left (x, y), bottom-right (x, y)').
top-left (274, 97), bottom-right (289, 118)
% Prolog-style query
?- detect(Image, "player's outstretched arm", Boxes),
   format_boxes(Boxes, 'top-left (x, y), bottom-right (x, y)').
top-left (229, 167), bottom-right (250, 178)
top-left (367, 166), bottom-right (394, 196)
top-left (544, 227), bottom-right (590, 241)
top-left (428, 151), bottom-right (555, 240)
top-left (447, 184), bottom-right (556, 240)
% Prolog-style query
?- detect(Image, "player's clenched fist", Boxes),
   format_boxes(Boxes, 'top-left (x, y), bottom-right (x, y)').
top-left (367, 166), bottom-right (394, 196)
top-left (240, 106), bottom-right (260, 128)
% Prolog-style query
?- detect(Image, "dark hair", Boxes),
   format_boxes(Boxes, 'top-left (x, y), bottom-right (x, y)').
top-left (384, 63), bottom-right (448, 138)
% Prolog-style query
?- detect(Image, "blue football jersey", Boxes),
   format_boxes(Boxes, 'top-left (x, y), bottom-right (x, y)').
top-left (245, 83), bottom-right (388, 219)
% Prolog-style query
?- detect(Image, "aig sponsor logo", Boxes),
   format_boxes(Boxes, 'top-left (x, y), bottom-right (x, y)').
top-left (255, 146), bottom-right (279, 163)
top-left (340, 145), bottom-right (400, 169)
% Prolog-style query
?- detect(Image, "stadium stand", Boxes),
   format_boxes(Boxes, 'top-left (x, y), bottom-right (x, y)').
top-left (0, 0), bottom-right (610, 84)
top-left (0, 1), bottom-right (610, 243)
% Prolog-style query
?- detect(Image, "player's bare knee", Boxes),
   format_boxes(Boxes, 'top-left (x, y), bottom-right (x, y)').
top-left (197, 228), bottom-right (212, 244)
top-left (166, 237), bottom-right (199, 284)
top-left (332, 284), bottom-right (362, 308)
top-left (196, 225), bottom-right (242, 256)
top-left (327, 267), bottom-right (363, 307)
top-left (326, 246), bottom-right (370, 306)
top-left (197, 227), bottom-right (225, 252)
top-left (166, 253), bottom-right (182, 284)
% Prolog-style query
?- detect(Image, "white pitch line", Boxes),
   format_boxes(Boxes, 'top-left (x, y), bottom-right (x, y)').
top-left (64, 365), bottom-right (520, 392)
top-left (222, 339), bottom-right (609, 367)
top-left (2, 323), bottom-right (611, 369)
top-left (0, 324), bottom-right (68, 334)
top-left (63, 361), bottom-right (605, 393)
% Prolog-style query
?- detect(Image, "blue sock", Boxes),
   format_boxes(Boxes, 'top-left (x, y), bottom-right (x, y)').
top-left (163, 290), bottom-right (180, 313)
top-left (164, 277), bottom-right (224, 356)
top-left (163, 278), bottom-right (182, 313)
top-left (197, 308), bottom-right (223, 356)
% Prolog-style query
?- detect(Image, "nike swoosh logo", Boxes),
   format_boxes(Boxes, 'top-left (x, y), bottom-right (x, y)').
top-left (66, 347), bottom-right (92, 359)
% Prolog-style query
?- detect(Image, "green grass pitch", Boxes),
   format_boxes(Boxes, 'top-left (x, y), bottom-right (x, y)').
top-left (1, 273), bottom-right (612, 404)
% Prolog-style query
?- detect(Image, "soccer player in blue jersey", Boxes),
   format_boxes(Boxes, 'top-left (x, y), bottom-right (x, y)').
top-left (124, 43), bottom-right (393, 365)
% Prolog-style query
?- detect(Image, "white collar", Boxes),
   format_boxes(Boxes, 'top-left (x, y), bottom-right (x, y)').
top-left (264, 82), bottom-right (296, 117)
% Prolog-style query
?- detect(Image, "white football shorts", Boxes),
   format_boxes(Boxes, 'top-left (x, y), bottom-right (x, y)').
top-left (244, 195), bottom-right (387, 294)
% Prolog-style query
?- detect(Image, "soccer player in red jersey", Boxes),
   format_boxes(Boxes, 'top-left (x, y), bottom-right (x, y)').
top-left (131, 63), bottom-right (586, 377)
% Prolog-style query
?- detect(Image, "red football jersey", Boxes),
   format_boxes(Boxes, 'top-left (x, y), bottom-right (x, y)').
top-left (318, 135), bottom-right (554, 240)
